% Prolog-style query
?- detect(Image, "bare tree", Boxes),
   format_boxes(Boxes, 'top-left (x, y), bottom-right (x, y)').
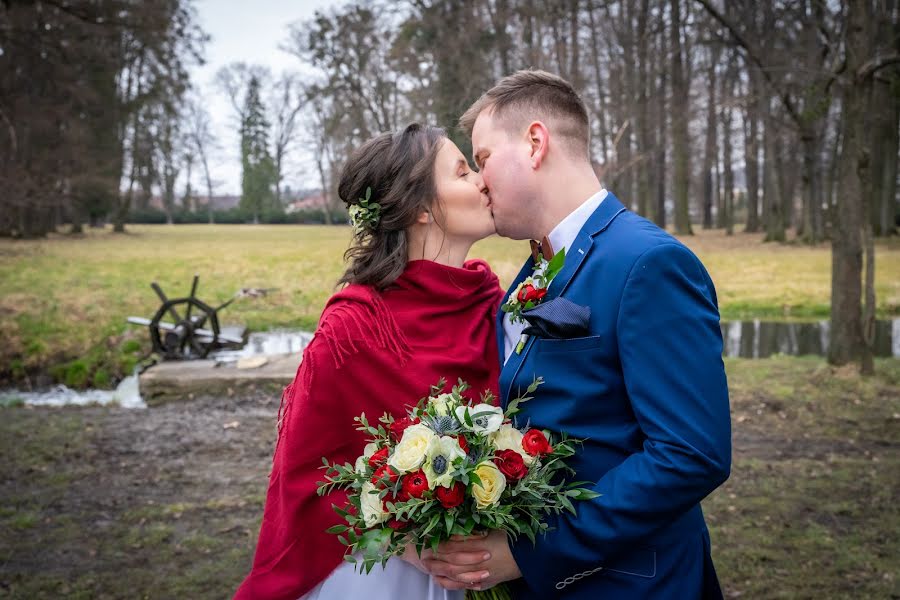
top-left (185, 99), bottom-right (221, 224)
top-left (268, 72), bottom-right (306, 208)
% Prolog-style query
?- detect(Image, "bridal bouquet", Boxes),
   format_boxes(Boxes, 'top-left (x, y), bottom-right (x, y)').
top-left (316, 377), bottom-right (599, 582)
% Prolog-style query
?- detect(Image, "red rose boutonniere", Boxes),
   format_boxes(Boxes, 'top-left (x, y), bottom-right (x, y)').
top-left (501, 247), bottom-right (566, 353)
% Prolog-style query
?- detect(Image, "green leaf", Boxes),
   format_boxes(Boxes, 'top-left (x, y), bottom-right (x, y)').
top-left (326, 525), bottom-right (348, 534)
top-left (546, 247), bottom-right (567, 276)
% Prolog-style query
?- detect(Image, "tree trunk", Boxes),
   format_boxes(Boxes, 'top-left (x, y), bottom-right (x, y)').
top-left (744, 68), bottom-right (762, 232)
top-left (702, 46), bottom-right (720, 229)
top-left (799, 130), bottom-right (822, 243)
top-left (635, 0), bottom-right (651, 219)
top-left (722, 108), bottom-right (735, 235)
top-left (829, 0), bottom-right (873, 370)
top-left (762, 102), bottom-right (786, 242)
top-left (655, 20), bottom-right (668, 229)
top-left (669, 0), bottom-right (692, 235)
top-left (587, 2), bottom-right (611, 166)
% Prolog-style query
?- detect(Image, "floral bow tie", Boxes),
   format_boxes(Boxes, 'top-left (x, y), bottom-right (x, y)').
top-left (530, 236), bottom-right (554, 262)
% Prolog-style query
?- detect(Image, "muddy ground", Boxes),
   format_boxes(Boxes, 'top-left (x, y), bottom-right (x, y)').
top-left (1, 358), bottom-right (898, 599)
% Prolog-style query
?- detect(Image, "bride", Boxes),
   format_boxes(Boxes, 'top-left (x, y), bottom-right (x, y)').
top-left (233, 123), bottom-right (503, 600)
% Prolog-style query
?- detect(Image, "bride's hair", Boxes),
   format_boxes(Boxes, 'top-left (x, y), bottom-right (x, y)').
top-left (337, 123), bottom-right (445, 290)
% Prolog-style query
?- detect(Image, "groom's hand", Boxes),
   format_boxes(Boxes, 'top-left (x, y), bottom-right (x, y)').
top-left (421, 530), bottom-right (522, 591)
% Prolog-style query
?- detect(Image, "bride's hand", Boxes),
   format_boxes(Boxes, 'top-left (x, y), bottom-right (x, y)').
top-left (398, 543), bottom-right (429, 574)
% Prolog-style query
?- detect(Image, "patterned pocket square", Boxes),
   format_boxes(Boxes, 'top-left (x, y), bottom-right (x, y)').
top-left (521, 297), bottom-right (591, 339)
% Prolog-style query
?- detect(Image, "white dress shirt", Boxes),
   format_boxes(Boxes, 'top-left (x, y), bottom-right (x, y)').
top-left (502, 189), bottom-right (608, 363)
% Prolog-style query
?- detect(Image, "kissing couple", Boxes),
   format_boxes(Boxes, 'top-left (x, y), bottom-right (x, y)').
top-left (234, 70), bottom-right (732, 600)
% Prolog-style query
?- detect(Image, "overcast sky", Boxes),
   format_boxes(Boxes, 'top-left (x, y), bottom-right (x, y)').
top-left (188, 0), bottom-right (340, 196)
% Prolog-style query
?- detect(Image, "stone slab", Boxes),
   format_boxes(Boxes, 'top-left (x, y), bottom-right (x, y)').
top-left (140, 353), bottom-right (301, 406)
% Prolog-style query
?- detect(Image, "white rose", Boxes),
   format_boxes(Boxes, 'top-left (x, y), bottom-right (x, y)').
top-left (455, 403), bottom-right (504, 435)
top-left (490, 424), bottom-right (534, 466)
top-left (472, 461), bottom-right (506, 509)
top-left (360, 482), bottom-right (387, 528)
top-left (423, 435), bottom-right (467, 489)
top-left (355, 442), bottom-right (379, 474)
top-left (428, 393), bottom-right (455, 417)
top-left (388, 423), bottom-right (438, 473)
top-left (362, 442), bottom-right (379, 459)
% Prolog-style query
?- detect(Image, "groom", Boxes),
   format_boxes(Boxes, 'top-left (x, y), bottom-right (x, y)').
top-left (421, 70), bottom-right (732, 598)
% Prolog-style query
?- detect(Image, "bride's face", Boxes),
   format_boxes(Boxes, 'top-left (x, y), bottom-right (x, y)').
top-left (432, 139), bottom-right (496, 243)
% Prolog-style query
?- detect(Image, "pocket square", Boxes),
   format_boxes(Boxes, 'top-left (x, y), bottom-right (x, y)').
top-left (521, 297), bottom-right (591, 339)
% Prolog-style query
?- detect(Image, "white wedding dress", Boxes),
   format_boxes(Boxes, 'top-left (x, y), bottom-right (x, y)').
top-left (300, 555), bottom-right (463, 600)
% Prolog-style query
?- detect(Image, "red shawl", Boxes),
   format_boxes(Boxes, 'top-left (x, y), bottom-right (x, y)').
top-left (234, 259), bottom-right (503, 600)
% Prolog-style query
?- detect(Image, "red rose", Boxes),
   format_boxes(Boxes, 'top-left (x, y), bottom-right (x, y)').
top-left (493, 449), bottom-right (528, 482)
top-left (382, 488), bottom-right (410, 511)
top-left (390, 416), bottom-right (420, 442)
top-left (529, 287), bottom-right (548, 302)
top-left (435, 481), bottom-right (466, 509)
top-left (371, 464), bottom-right (400, 488)
top-left (386, 518), bottom-right (408, 531)
top-left (517, 284), bottom-right (536, 303)
top-left (401, 470), bottom-right (429, 499)
top-left (517, 284), bottom-right (548, 304)
top-left (457, 434), bottom-right (469, 454)
top-left (368, 446), bottom-right (389, 468)
top-left (522, 429), bottom-right (552, 456)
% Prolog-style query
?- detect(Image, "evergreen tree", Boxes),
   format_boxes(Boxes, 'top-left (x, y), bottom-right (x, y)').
top-left (239, 75), bottom-right (276, 223)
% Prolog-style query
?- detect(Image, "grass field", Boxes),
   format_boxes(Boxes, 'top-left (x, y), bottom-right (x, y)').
top-left (0, 357), bottom-right (897, 598)
top-left (1, 225), bottom-right (899, 388)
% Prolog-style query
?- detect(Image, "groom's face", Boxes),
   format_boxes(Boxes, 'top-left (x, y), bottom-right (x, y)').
top-left (471, 111), bottom-right (536, 240)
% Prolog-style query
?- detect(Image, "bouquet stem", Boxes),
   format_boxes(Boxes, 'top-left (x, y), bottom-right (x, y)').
top-left (466, 584), bottom-right (512, 600)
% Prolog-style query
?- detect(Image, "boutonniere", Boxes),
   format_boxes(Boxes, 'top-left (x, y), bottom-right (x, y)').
top-left (501, 247), bottom-right (566, 353)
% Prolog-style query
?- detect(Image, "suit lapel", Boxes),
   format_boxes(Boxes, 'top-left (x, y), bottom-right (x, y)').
top-left (498, 193), bottom-right (629, 405)
top-left (547, 193), bottom-right (628, 300)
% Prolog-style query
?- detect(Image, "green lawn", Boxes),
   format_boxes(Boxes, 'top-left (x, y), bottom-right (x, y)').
top-left (1, 225), bottom-right (899, 388)
top-left (0, 357), bottom-right (896, 598)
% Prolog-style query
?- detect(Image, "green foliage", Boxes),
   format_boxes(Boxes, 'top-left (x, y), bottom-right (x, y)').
top-left (59, 360), bottom-right (90, 388)
top-left (317, 378), bottom-right (598, 575)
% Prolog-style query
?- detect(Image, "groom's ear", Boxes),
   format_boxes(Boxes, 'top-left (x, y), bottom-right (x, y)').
top-left (526, 121), bottom-right (550, 170)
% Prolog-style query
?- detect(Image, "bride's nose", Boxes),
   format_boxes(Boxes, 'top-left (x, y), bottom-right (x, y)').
top-left (474, 172), bottom-right (487, 193)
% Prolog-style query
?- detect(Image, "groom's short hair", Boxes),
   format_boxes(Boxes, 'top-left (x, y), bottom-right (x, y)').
top-left (459, 69), bottom-right (590, 159)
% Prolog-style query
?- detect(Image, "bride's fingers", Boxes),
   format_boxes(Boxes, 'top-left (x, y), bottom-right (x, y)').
top-left (433, 575), bottom-right (479, 592)
top-left (429, 567), bottom-right (490, 587)
top-left (423, 549), bottom-right (491, 568)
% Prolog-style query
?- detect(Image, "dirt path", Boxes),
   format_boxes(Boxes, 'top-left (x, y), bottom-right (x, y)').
top-left (0, 392), bottom-right (280, 599)
top-left (1, 358), bottom-right (898, 599)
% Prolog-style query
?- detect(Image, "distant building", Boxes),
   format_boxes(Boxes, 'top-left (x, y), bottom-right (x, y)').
top-left (285, 190), bottom-right (327, 213)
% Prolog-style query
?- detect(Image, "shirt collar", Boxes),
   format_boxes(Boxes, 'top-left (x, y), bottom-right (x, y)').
top-left (547, 189), bottom-right (608, 257)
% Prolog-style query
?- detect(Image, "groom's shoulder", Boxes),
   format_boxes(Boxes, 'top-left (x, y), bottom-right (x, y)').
top-left (604, 210), bottom-right (688, 258)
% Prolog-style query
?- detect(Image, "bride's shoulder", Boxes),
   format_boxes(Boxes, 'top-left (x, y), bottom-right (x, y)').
top-left (462, 258), bottom-right (495, 274)
top-left (311, 284), bottom-right (410, 368)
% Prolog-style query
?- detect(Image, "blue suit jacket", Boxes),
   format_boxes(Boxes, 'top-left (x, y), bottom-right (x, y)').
top-left (499, 194), bottom-right (731, 599)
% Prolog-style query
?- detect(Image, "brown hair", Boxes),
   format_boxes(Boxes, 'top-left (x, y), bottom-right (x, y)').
top-left (337, 123), bottom-right (446, 290)
top-left (459, 69), bottom-right (590, 158)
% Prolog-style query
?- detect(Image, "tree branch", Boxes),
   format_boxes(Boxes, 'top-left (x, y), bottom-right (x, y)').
top-left (692, 0), bottom-right (804, 125)
top-left (857, 53), bottom-right (900, 81)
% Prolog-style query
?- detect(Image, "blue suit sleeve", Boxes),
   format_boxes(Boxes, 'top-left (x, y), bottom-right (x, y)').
top-left (510, 242), bottom-right (732, 593)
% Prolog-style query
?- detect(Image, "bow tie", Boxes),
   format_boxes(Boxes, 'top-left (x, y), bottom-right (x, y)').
top-left (530, 236), bottom-right (554, 262)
